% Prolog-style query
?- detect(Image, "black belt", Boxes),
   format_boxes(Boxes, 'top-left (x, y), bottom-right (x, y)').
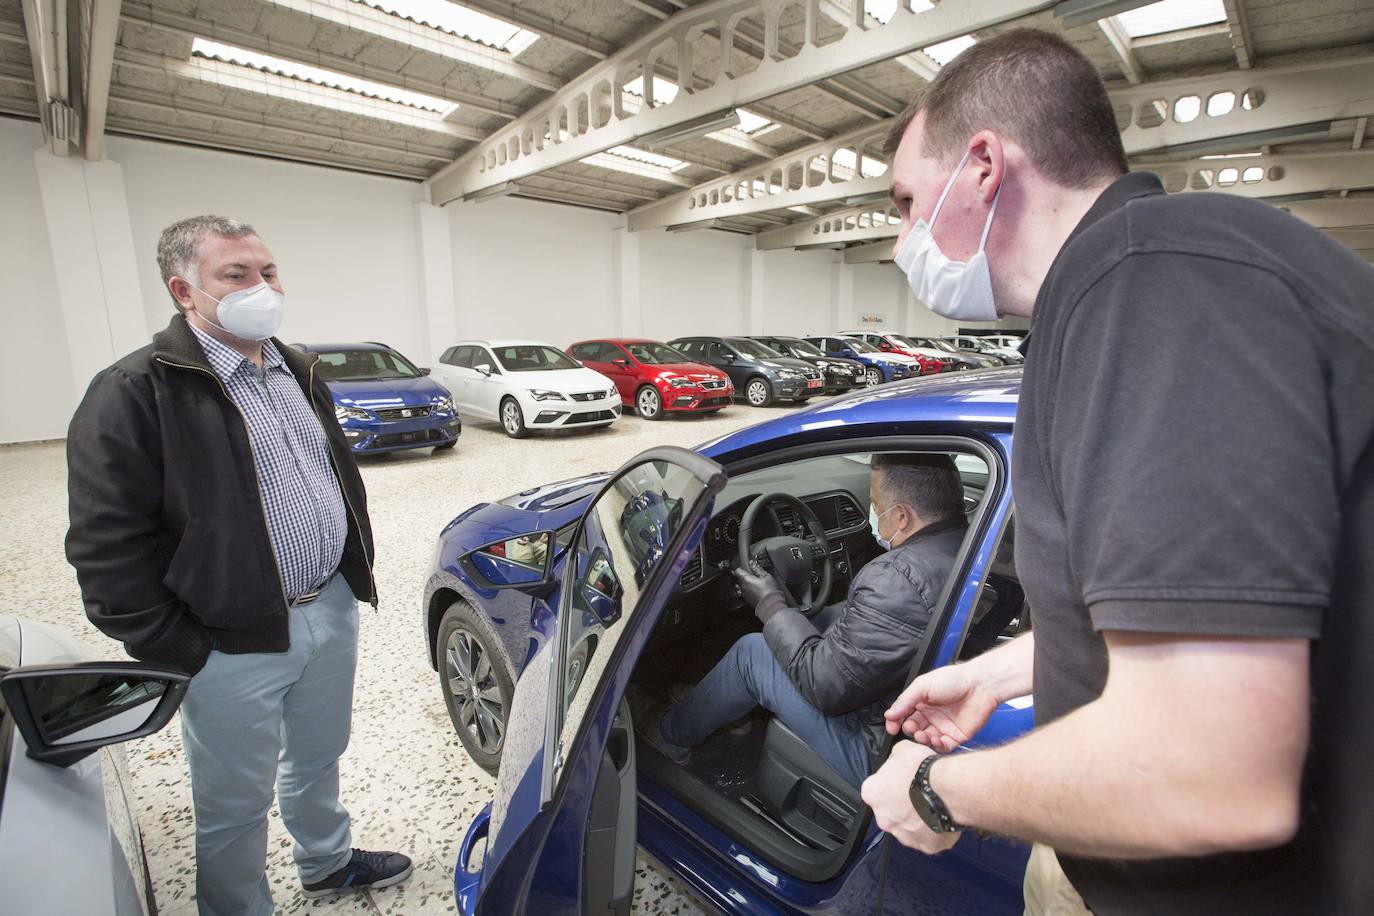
top-left (289, 573), bottom-right (334, 607)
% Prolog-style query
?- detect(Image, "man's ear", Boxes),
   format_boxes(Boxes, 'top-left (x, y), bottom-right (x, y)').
top-left (168, 277), bottom-right (195, 312)
top-left (967, 130), bottom-right (1006, 205)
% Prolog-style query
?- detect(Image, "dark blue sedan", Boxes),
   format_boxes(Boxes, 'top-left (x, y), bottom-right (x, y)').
top-left (294, 342), bottom-right (461, 454)
top-left (422, 370), bottom-right (1034, 914)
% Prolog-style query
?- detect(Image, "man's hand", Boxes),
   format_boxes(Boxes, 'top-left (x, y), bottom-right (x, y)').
top-left (861, 740), bottom-right (961, 854)
top-left (884, 662), bottom-right (1001, 752)
top-left (732, 563), bottom-right (787, 625)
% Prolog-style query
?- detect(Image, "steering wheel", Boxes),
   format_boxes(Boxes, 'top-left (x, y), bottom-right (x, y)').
top-left (737, 493), bottom-right (833, 614)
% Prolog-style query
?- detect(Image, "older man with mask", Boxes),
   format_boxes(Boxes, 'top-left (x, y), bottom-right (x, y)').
top-left (640, 454), bottom-right (967, 788)
top-left (65, 215), bottom-right (411, 914)
top-left (860, 28), bottom-right (1373, 915)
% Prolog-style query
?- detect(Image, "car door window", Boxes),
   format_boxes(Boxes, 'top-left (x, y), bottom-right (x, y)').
top-left (708, 342), bottom-right (730, 361)
top-left (475, 348), bottom-right (501, 375)
top-left (553, 460), bottom-right (713, 779)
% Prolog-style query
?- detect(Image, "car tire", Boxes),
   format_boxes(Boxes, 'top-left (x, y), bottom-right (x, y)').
top-left (745, 377), bottom-right (773, 407)
top-left (636, 386), bottom-right (663, 420)
top-left (437, 599), bottom-right (515, 775)
top-left (500, 397), bottom-right (529, 439)
top-left (864, 367), bottom-right (883, 387)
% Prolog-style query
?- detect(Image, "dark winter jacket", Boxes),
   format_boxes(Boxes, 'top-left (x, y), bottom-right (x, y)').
top-left (65, 315), bottom-right (376, 675)
top-left (761, 517), bottom-right (966, 763)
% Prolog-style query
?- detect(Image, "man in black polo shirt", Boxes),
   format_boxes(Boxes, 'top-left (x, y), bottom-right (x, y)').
top-left (859, 28), bottom-right (1372, 914)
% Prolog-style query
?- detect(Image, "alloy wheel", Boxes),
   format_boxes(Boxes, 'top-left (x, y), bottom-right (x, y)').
top-left (445, 627), bottom-right (505, 755)
top-left (502, 401), bottom-right (521, 435)
top-left (747, 380), bottom-right (769, 405)
top-left (638, 388), bottom-right (661, 419)
top-left (865, 367), bottom-right (882, 387)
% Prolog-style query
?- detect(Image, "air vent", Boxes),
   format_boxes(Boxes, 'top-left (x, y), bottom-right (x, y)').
top-left (680, 549), bottom-right (704, 587)
top-left (772, 504), bottom-right (801, 536)
top-left (836, 496), bottom-right (865, 530)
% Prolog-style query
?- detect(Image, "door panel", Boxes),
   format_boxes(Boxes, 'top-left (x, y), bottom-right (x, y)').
top-left (472, 447), bottom-right (726, 914)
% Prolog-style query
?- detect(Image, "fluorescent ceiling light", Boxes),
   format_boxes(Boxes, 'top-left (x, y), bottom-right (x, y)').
top-left (191, 38), bottom-right (456, 114)
top-left (640, 110), bottom-right (741, 150)
top-left (605, 145), bottom-right (685, 170)
top-left (1200, 151), bottom-right (1263, 159)
top-left (924, 34), bottom-right (976, 65)
top-left (1116, 0), bottom-right (1225, 39)
top-left (622, 77), bottom-right (680, 105)
top-left (356, 0), bottom-right (538, 54)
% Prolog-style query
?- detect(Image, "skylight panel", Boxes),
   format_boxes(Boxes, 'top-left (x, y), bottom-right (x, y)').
top-left (357, 0), bottom-right (539, 54)
top-left (191, 38), bottom-right (456, 114)
top-left (605, 145), bottom-right (685, 170)
top-left (735, 109), bottom-right (772, 133)
top-left (621, 77), bottom-right (680, 106)
top-left (924, 34), bottom-right (975, 65)
top-left (832, 148), bottom-right (888, 178)
top-left (1116, 0), bottom-right (1225, 39)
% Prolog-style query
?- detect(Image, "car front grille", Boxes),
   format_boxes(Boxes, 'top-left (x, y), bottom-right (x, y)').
top-left (568, 390), bottom-right (606, 402)
top-left (375, 405), bottom-right (433, 421)
top-left (568, 410), bottom-right (617, 423)
top-left (802, 369), bottom-right (821, 380)
top-left (372, 429), bottom-right (443, 446)
top-left (700, 379), bottom-right (727, 390)
top-left (700, 396), bottom-right (730, 408)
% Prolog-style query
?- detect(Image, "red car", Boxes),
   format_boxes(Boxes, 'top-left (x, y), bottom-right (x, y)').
top-left (567, 338), bottom-right (734, 420)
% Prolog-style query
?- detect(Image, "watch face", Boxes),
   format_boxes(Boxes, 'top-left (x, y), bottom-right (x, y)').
top-left (908, 780), bottom-right (948, 833)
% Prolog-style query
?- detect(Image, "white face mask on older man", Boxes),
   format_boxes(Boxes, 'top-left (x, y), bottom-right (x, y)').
top-left (894, 149), bottom-right (1004, 323)
top-left (188, 280), bottom-right (285, 341)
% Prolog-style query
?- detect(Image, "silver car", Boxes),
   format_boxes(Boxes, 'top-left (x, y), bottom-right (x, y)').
top-left (0, 616), bottom-right (187, 914)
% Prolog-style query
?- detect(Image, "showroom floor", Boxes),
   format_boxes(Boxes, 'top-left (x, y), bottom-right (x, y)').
top-left (0, 403), bottom-right (789, 915)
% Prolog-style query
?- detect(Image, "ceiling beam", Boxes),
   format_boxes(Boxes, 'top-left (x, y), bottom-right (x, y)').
top-left (1221, 0), bottom-right (1254, 70)
top-left (756, 200), bottom-right (899, 249)
top-left (426, 0), bottom-right (1058, 205)
top-left (1098, 16), bottom-right (1144, 85)
top-left (21, 0), bottom-right (75, 154)
top-left (1354, 116), bottom-right (1367, 151)
top-left (522, 171), bottom-right (659, 199)
top-left (644, 56), bottom-right (1374, 231)
top-left (264, 0), bottom-right (562, 92)
top-left (79, 0), bottom-right (120, 160)
top-left (1146, 150), bottom-right (1374, 201)
top-left (842, 239), bottom-right (895, 264)
top-left (1274, 197), bottom-right (1374, 231)
top-left (118, 2), bottom-right (523, 120)
top-left (454, 1), bottom-right (613, 60)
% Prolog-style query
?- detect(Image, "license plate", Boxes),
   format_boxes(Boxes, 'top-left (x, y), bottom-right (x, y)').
top-left (807, 379), bottom-right (823, 388)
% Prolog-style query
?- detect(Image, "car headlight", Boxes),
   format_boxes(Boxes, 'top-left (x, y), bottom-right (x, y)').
top-left (432, 396), bottom-right (454, 413)
top-left (776, 369), bottom-right (802, 379)
top-left (528, 389), bottom-right (567, 401)
top-left (335, 405), bottom-right (370, 422)
top-left (666, 377), bottom-right (695, 388)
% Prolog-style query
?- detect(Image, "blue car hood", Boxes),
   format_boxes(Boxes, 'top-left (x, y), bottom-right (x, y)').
top-left (326, 376), bottom-right (447, 407)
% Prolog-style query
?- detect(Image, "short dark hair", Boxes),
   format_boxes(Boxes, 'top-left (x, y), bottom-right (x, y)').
top-left (872, 453), bottom-right (964, 524)
top-left (883, 28), bottom-right (1127, 189)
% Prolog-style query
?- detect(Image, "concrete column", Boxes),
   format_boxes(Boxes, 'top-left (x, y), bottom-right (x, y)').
top-left (33, 149), bottom-right (147, 400)
top-left (613, 225), bottom-right (641, 337)
top-left (414, 198), bottom-right (456, 360)
top-left (747, 247), bottom-right (766, 334)
top-left (830, 256), bottom-right (854, 331)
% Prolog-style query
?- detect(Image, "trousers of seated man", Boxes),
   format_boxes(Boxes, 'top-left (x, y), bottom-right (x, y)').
top-left (660, 603), bottom-right (873, 787)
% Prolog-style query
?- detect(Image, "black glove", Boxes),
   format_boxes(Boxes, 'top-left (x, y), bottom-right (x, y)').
top-left (732, 562), bottom-right (789, 625)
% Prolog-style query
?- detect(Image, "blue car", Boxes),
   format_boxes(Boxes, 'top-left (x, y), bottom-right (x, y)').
top-left (805, 335), bottom-right (914, 387)
top-left (294, 342), bottom-right (461, 454)
top-left (422, 370), bottom-right (1034, 914)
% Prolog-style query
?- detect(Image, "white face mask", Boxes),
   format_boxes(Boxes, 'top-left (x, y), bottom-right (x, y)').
top-left (869, 503), bottom-right (898, 551)
top-left (894, 150), bottom-right (1004, 322)
top-left (188, 280), bottom-right (284, 341)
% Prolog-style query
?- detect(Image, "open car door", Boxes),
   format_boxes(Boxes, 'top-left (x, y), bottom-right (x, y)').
top-left (456, 446), bottom-right (726, 916)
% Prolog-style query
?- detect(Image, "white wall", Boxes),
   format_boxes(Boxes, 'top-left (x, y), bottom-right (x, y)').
top-left (758, 248), bottom-right (838, 336)
top-left (111, 135), bottom-right (428, 359)
top-left (0, 119), bottom-right (72, 442)
top-left (637, 228), bottom-right (750, 341)
top-left (447, 196), bottom-right (618, 350)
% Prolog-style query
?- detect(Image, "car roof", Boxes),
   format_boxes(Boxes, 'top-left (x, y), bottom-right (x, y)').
top-left (452, 339), bottom-right (559, 348)
top-left (702, 368), bottom-right (1021, 456)
top-left (295, 342), bottom-right (391, 352)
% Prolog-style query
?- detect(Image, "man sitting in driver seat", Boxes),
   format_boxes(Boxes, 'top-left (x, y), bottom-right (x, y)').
top-left (648, 453), bottom-right (967, 787)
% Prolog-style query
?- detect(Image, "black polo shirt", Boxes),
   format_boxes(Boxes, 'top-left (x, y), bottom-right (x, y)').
top-left (1013, 172), bottom-right (1374, 913)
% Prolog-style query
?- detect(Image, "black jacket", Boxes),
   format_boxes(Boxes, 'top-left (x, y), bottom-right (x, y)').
top-left (65, 315), bottom-right (376, 675)
top-left (762, 518), bottom-right (966, 763)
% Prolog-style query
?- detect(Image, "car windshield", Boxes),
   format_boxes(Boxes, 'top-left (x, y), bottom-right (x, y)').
top-left (625, 342), bottom-right (691, 365)
top-left (959, 338), bottom-right (991, 351)
top-left (727, 338), bottom-right (782, 359)
top-left (844, 337), bottom-right (879, 354)
top-left (494, 345), bottom-right (581, 372)
top-left (315, 349), bottom-right (420, 381)
top-left (905, 336), bottom-right (954, 352)
top-left (784, 338), bottom-right (825, 358)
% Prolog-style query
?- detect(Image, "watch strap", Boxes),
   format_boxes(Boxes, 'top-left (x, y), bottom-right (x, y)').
top-left (909, 753), bottom-right (962, 833)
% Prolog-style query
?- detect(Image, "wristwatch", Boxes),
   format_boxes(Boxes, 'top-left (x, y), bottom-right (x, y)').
top-left (908, 754), bottom-right (962, 833)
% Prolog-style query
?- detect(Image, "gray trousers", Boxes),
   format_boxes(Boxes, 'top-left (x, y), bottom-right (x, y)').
top-left (179, 572), bottom-right (358, 916)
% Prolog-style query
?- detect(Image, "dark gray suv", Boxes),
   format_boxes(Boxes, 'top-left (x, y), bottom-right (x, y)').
top-left (668, 336), bottom-right (823, 407)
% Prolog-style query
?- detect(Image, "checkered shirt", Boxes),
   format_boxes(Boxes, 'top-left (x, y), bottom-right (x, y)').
top-left (190, 325), bottom-right (348, 602)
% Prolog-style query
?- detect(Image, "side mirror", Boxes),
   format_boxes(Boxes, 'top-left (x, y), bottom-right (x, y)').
top-left (475, 363), bottom-right (492, 377)
top-left (719, 353), bottom-right (735, 364)
top-left (461, 531), bottom-right (556, 596)
top-left (578, 547), bottom-right (624, 625)
top-left (612, 358), bottom-right (630, 368)
top-left (419, 367), bottom-right (431, 376)
top-left (0, 663), bottom-right (189, 767)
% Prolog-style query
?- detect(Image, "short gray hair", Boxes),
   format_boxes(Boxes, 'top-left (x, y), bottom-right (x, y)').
top-left (872, 452), bottom-right (964, 524)
top-left (156, 215), bottom-right (258, 307)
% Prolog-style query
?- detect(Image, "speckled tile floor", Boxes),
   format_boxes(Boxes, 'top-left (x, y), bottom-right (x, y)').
top-left (0, 403), bottom-right (802, 915)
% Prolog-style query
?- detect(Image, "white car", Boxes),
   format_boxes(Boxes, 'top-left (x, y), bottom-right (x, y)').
top-left (946, 334), bottom-right (1024, 364)
top-left (431, 339), bottom-right (621, 438)
top-left (836, 332), bottom-right (931, 372)
top-left (0, 615), bottom-right (188, 915)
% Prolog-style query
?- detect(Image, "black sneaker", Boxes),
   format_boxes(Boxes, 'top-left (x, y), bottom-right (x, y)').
top-left (301, 849), bottom-right (413, 899)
